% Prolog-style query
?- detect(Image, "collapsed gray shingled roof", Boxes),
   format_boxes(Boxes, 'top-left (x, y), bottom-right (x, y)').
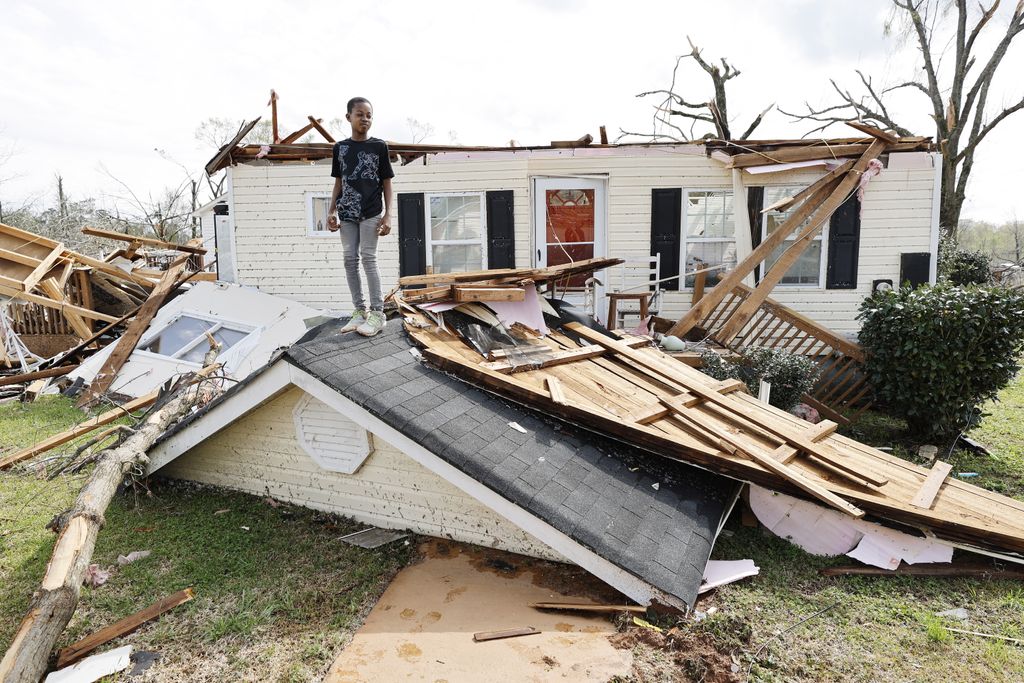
top-left (283, 318), bottom-right (737, 610)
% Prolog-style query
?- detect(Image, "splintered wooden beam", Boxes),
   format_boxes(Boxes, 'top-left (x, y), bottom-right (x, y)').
top-left (279, 120), bottom-right (319, 145)
top-left (545, 376), bottom-right (568, 405)
top-left (308, 115), bottom-right (335, 143)
top-left (716, 139), bottom-right (888, 343)
top-left (21, 244), bottom-right (65, 293)
top-left (0, 283), bottom-right (119, 324)
top-left (38, 278), bottom-right (93, 340)
top-left (844, 120), bottom-right (899, 144)
top-left (55, 588), bottom-right (194, 668)
top-left (760, 161), bottom-right (855, 214)
top-left (566, 322), bottom-right (886, 489)
top-left (76, 250), bottom-right (194, 407)
top-left (453, 286), bottom-right (526, 302)
top-left (910, 461), bottom-right (953, 510)
top-left (81, 227), bottom-right (206, 255)
top-left (473, 627), bottom-right (541, 642)
top-left (482, 345), bottom-right (605, 374)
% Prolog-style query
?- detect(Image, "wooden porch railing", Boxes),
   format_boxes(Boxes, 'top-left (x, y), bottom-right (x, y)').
top-left (690, 276), bottom-right (872, 424)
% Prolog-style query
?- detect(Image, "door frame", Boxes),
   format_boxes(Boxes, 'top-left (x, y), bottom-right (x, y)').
top-left (531, 176), bottom-right (609, 315)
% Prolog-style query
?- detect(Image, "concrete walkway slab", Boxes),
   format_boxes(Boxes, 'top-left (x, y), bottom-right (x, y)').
top-left (325, 540), bottom-right (633, 682)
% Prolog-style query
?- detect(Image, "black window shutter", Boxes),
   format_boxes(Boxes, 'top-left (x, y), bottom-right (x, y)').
top-left (651, 188), bottom-right (682, 291)
top-left (746, 186), bottom-right (764, 282)
top-left (826, 194), bottom-right (861, 289)
top-left (485, 190), bottom-right (515, 269)
top-left (900, 252), bottom-right (931, 288)
top-left (397, 193), bottom-right (426, 277)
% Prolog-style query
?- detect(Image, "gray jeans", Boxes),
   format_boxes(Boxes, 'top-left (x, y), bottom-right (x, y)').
top-left (339, 215), bottom-right (383, 311)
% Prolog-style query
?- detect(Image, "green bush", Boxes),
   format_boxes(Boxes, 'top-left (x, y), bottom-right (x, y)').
top-left (698, 347), bottom-right (819, 411)
top-left (858, 284), bottom-right (1024, 437)
top-left (938, 236), bottom-right (991, 286)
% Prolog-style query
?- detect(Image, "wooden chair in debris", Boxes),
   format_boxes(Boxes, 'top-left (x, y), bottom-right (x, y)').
top-left (606, 254), bottom-right (661, 331)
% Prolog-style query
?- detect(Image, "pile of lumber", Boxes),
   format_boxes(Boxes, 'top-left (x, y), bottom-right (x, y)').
top-left (0, 222), bottom-right (211, 404)
top-left (395, 260), bottom-right (1024, 558)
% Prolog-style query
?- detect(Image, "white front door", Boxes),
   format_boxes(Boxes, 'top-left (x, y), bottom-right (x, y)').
top-left (533, 177), bottom-right (608, 314)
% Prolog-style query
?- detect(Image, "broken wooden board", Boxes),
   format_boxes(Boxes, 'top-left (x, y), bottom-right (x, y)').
top-left (400, 305), bottom-right (1024, 555)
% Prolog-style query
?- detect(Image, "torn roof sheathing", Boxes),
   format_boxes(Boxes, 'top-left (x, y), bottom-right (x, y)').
top-left (204, 128), bottom-right (934, 174)
top-left (393, 262), bottom-right (1024, 558)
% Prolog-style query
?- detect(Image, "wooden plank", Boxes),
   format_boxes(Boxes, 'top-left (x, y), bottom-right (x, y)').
top-left (279, 120), bottom-right (318, 145)
top-left (0, 283), bottom-right (118, 324)
top-left (453, 286), bottom-right (525, 302)
top-left (804, 420), bottom-right (838, 443)
top-left (39, 278), bottom-right (92, 340)
top-left (568, 323), bottom-right (886, 487)
top-left (0, 364), bottom-right (79, 387)
top-left (399, 257), bottom-right (621, 287)
top-left (0, 247), bottom-right (41, 267)
top-left (307, 115), bottom-right (335, 143)
top-left (76, 251), bottom-right (192, 407)
top-left (482, 345), bottom-right (605, 374)
top-left (81, 227), bottom-right (207, 255)
top-left (910, 461), bottom-right (953, 510)
top-left (820, 563), bottom-right (1024, 579)
top-left (716, 139), bottom-right (888, 343)
top-left (844, 120), bottom-right (899, 144)
top-left (761, 161), bottom-right (855, 214)
top-left (205, 117), bottom-right (261, 175)
top-left (21, 244), bottom-right (64, 293)
top-left (530, 602), bottom-right (646, 614)
top-left (666, 402), bottom-right (865, 517)
top-left (55, 588), bottom-right (194, 668)
top-left (545, 376), bottom-right (568, 405)
top-left (473, 627), bottom-right (541, 642)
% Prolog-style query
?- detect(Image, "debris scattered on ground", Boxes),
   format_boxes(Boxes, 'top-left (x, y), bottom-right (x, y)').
top-left (632, 616), bottom-right (664, 633)
top-left (700, 560), bottom-right (760, 593)
top-left (819, 562), bottom-right (1024, 579)
top-left (83, 564), bottom-right (111, 588)
top-left (44, 645), bottom-right (133, 683)
top-left (507, 421), bottom-right (528, 434)
top-left (116, 550), bottom-right (151, 566)
top-left (472, 626), bottom-right (541, 642)
top-left (918, 444), bottom-right (938, 464)
top-left (935, 607), bottom-right (969, 620)
top-left (529, 601), bottom-right (646, 614)
top-left (126, 651), bottom-right (160, 678)
top-left (338, 527), bottom-right (408, 549)
top-left (945, 627), bottom-right (1022, 646)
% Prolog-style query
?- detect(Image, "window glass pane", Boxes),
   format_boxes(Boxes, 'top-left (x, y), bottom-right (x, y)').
top-left (545, 189), bottom-right (595, 243)
top-left (142, 315), bottom-right (215, 356)
top-left (431, 244), bottom-right (483, 274)
top-left (686, 191), bottom-right (733, 238)
top-left (765, 241), bottom-right (822, 285)
top-left (430, 195), bottom-right (482, 241)
top-left (311, 196), bottom-right (331, 233)
top-left (179, 326), bottom-right (250, 364)
top-left (545, 244), bottom-right (595, 288)
top-left (684, 241), bottom-right (737, 288)
top-left (763, 186), bottom-right (806, 236)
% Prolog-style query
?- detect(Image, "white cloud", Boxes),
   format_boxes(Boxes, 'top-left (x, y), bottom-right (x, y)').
top-left (0, 0), bottom-right (1021, 221)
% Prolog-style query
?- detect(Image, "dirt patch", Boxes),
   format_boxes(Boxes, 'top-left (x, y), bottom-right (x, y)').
top-left (610, 626), bottom-right (739, 683)
top-left (421, 538), bottom-right (626, 604)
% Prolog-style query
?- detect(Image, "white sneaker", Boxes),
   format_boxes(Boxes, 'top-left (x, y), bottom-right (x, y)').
top-left (340, 310), bottom-right (367, 333)
top-left (356, 310), bottom-right (386, 337)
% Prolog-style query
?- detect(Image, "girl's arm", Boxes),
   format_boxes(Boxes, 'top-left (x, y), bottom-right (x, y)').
top-left (378, 178), bottom-right (394, 236)
top-left (327, 177), bottom-right (343, 231)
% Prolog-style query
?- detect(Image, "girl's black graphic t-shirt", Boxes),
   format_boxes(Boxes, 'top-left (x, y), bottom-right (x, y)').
top-left (330, 137), bottom-right (395, 221)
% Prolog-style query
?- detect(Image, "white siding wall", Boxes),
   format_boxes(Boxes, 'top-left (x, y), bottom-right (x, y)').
top-left (229, 149), bottom-right (936, 334)
top-left (161, 386), bottom-right (561, 560)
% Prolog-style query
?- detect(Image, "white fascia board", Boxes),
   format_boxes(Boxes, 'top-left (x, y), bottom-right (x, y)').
top-left (146, 361), bottom-right (292, 472)
top-left (286, 365), bottom-right (690, 612)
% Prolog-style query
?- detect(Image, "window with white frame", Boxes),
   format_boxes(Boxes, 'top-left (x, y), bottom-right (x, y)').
top-left (761, 186), bottom-right (826, 286)
top-left (306, 193), bottom-right (334, 236)
top-left (139, 314), bottom-right (252, 364)
top-left (682, 190), bottom-right (736, 288)
top-left (426, 193), bottom-right (486, 273)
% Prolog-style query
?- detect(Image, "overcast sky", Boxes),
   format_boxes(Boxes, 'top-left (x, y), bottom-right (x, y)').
top-left (2, 0), bottom-right (1022, 222)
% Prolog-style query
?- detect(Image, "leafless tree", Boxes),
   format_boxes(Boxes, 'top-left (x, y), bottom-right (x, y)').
top-left (100, 165), bottom-right (194, 244)
top-left (620, 36), bottom-right (774, 142)
top-left (781, 0), bottom-right (1024, 240)
top-left (406, 118), bottom-right (435, 143)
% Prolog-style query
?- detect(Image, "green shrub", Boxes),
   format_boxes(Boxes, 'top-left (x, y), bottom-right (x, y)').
top-left (858, 284), bottom-right (1024, 437)
top-left (938, 236), bottom-right (991, 286)
top-left (698, 347), bottom-right (819, 411)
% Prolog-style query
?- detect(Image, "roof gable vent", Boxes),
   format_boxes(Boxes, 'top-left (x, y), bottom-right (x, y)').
top-left (292, 393), bottom-right (372, 473)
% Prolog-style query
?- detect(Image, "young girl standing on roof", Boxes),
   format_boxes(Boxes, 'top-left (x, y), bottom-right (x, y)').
top-left (327, 97), bottom-right (395, 337)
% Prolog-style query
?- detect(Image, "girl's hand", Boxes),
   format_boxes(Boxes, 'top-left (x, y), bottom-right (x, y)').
top-left (377, 214), bottom-right (392, 236)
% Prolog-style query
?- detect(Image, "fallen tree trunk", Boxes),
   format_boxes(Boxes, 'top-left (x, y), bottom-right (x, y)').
top-left (0, 366), bottom-right (221, 683)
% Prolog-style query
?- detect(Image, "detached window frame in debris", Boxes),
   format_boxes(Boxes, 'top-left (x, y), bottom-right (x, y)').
top-left (425, 192), bottom-right (487, 273)
top-left (681, 189), bottom-right (737, 289)
top-left (138, 312), bottom-right (254, 365)
top-left (761, 185), bottom-right (827, 288)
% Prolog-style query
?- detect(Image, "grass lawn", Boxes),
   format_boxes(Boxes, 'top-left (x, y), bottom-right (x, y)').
top-left (1, 371), bottom-right (1023, 682)
top-left (0, 397), bottom-right (412, 682)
